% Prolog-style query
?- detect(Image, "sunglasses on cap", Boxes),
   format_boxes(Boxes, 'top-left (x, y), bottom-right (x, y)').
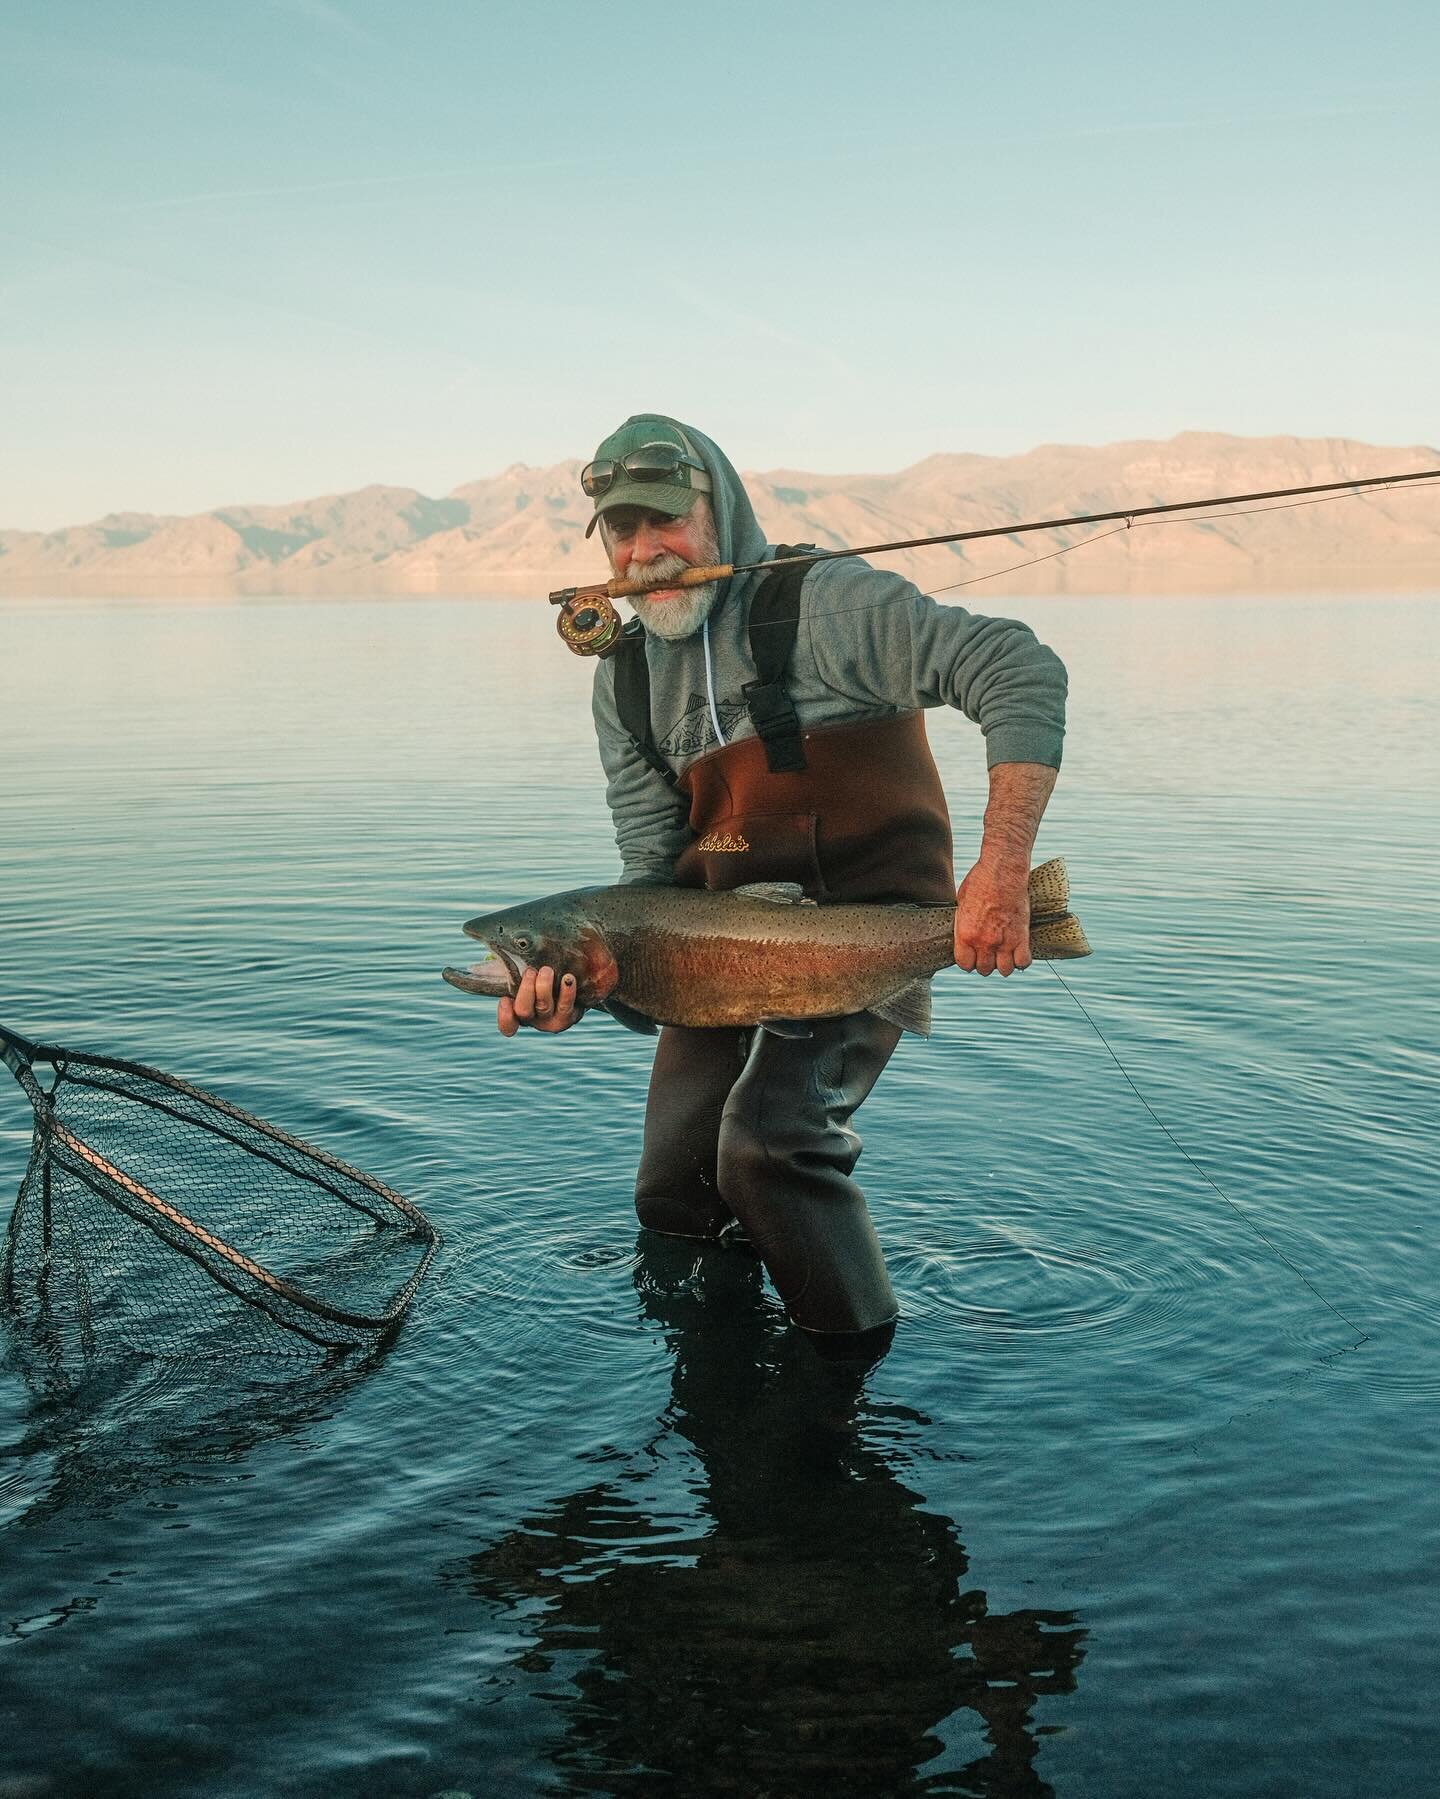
top-left (580, 442), bottom-right (713, 499)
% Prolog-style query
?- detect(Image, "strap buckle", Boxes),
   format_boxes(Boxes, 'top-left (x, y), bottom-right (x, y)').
top-left (742, 679), bottom-right (806, 774)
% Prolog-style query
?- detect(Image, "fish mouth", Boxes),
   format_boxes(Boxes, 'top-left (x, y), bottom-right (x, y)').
top-left (443, 941), bottom-right (520, 998)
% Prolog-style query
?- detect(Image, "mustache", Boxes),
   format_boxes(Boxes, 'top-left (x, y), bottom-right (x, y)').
top-left (627, 552), bottom-right (693, 591)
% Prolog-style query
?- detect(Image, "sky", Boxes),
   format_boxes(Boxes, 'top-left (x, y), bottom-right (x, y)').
top-left (1, 0), bottom-right (1437, 529)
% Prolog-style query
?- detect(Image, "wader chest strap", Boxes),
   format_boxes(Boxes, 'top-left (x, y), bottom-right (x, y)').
top-left (612, 620), bottom-right (680, 788)
top-left (744, 544), bottom-right (815, 774)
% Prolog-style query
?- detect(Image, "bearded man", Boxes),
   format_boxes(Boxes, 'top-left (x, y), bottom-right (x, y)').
top-left (498, 414), bottom-right (1067, 1353)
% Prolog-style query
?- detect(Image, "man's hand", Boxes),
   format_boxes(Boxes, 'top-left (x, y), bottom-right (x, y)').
top-left (497, 965), bottom-right (581, 1036)
top-left (954, 859), bottom-right (1032, 976)
top-left (953, 760), bottom-right (1058, 976)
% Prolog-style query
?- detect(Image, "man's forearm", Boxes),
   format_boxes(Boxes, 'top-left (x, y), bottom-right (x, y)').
top-left (978, 761), bottom-right (1057, 870)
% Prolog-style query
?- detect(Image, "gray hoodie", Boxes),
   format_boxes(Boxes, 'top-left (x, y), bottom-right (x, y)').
top-left (591, 415), bottom-right (1068, 886)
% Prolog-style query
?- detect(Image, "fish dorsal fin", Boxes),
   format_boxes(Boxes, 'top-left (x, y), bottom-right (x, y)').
top-left (732, 882), bottom-right (816, 906)
top-left (869, 979), bottom-right (932, 1037)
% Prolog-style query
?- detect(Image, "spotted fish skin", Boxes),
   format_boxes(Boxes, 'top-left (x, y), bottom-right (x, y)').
top-left (443, 859), bottom-right (1090, 1035)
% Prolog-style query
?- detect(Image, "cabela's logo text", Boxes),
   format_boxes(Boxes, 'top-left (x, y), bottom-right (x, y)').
top-left (696, 830), bottom-right (750, 854)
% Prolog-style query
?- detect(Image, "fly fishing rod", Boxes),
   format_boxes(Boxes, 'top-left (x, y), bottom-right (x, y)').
top-left (549, 464), bottom-right (1440, 656)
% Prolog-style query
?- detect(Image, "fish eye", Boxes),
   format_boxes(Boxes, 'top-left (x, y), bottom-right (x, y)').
top-left (513, 935), bottom-right (530, 951)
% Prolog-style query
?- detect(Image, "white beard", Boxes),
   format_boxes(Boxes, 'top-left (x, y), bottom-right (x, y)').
top-left (617, 509), bottom-right (724, 641)
top-left (627, 575), bottom-right (722, 641)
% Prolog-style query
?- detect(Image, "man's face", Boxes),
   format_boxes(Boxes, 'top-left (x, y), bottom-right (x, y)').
top-left (600, 498), bottom-right (722, 641)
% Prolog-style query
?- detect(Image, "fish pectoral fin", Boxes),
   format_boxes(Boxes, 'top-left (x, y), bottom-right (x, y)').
top-left (868, 979), bottom-right (932, 1037)
top-left (602, 998), bottom-right (659, 1035)
top-left (577, 925), bottom-right (620, 1002)
top-left (732, 882), bottom-right (817, 907)
top-left (758, 1017), bottom-right (814, 1038)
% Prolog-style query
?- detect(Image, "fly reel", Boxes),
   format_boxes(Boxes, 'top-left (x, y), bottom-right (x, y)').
top-left (548, 560), bottom-right (733, 658)
top-left (549, 586), bottom-right (625, 658)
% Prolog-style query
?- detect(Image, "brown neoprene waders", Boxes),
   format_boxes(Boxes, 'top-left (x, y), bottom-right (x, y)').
top-left (634, 712), bottom-right (955, 1338)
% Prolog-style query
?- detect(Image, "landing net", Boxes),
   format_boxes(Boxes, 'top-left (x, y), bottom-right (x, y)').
top-left (1, 1023), bottom-right (439, 1360)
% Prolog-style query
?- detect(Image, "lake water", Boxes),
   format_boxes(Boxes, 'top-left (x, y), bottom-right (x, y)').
top-left (1, 592), bottom-right (1437, 1798)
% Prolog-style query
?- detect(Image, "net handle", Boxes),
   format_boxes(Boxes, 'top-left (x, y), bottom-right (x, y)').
top-left (0, 1023), bottom-right (50, 1113)
top-left (0, 1021), bottom-right (38, 1071)
top-left (51, 1132), bottom-right (423, 1333)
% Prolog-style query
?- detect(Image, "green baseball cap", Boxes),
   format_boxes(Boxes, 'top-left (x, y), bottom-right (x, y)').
top-left (582, 415), bottom-right (713, 538)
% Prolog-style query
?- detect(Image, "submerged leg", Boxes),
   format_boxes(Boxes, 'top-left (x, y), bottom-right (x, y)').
top-left (717, 1013), bottom-right (903, 1337)
top-left (634, 1024), bottom-right (751, 1241)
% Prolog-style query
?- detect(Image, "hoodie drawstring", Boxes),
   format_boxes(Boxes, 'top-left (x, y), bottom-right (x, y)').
top-left (702, 615), bottom-right (727, 749)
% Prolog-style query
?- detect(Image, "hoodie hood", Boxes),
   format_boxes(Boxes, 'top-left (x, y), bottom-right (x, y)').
top-left (598, 413), bottom-right (775, 620)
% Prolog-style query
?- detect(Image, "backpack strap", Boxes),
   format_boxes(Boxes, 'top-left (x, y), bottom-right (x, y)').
top-left (611, 619), bottom-right (680, 788)
top-left (744, 545), bottom-right (816, 774)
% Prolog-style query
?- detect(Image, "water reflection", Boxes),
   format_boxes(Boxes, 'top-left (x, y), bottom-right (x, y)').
top-left (2, 1336), bottom-right (393, 1525)
top-left (461, 1237), bottom-right (1085, 1796)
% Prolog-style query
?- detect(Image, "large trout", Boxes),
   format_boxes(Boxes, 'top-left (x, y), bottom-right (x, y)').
top-left (443, 858), bottom-right (1090, 1037)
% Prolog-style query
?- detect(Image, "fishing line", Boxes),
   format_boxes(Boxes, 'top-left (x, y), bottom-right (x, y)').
top-left (1041, 963), bottom-right (1370, 1348)
top-left (855, 478), bottom-right (1389, 1348)
top-left (918, 488), bottom-right (1379, 1360)
top-left (921, 482), bottom-right (1411, 598)
top-left (925, 524), bottom-right (1130, 596)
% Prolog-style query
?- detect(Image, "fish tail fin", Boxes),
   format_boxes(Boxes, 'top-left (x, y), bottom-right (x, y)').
top-left (1027, 857), bottom-right (1070, 912)
top-left (1027, 857), bottom-right (1094, 960)
top-left (1029, 913), bottom-right (1093, 960)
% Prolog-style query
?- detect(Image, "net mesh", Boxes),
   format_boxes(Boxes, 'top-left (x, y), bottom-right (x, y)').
top-left (2, 1033), bottom-right (439, 1361)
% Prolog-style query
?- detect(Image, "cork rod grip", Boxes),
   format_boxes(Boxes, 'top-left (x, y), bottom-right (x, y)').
top-left (607, 563), bottom-right (733, 598)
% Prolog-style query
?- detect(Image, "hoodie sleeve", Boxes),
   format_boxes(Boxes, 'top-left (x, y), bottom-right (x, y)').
top-left (591, 661), bottom-right (693, 884)
top-left (802, 560), bottom-right (1068, 769)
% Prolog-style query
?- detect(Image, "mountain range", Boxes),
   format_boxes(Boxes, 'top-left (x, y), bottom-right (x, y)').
top-left (3, 432), bottom-right (1437, 598)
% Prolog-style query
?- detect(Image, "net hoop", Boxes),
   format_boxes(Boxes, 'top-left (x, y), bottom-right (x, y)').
top-left (2, 1023), bottom-right (440, 1354)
